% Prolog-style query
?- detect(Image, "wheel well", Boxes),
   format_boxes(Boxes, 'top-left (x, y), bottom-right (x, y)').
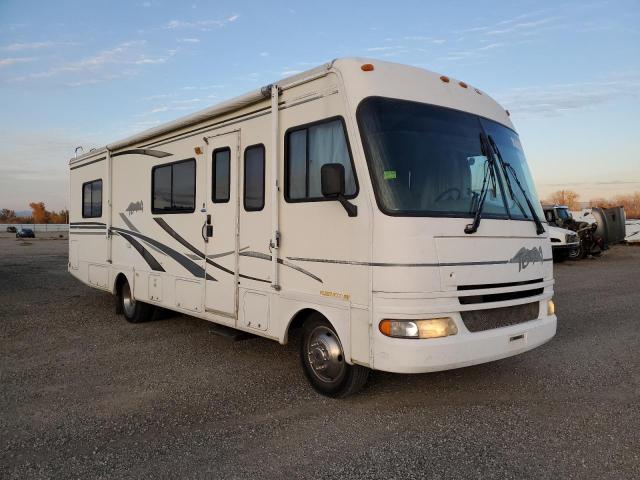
top-left (113, 273), bottom-right (129, 315)
top-left (285, 308), bottom-right (322, 344)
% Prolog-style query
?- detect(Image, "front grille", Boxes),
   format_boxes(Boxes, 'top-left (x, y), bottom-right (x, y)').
top-left (457, 279), bottom-right (544, 305)
top-left (461, 302), bottom-right (539, 332)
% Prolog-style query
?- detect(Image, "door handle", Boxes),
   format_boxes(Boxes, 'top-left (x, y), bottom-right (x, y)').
top-left (201, 221), bottom-right (208, 243)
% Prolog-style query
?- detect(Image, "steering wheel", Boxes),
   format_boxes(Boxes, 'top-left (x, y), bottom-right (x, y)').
top-left (434, 187), bottom-right (461, 203)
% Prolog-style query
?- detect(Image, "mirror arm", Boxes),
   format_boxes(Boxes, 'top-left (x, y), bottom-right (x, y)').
top-left (338, 194), bottom-right (358, 217)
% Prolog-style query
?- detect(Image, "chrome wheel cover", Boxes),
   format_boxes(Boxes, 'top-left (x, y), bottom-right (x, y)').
top-left (306, 326), bottom-right (345, 383)
top-left (122, 282), bottom-right (136, 317)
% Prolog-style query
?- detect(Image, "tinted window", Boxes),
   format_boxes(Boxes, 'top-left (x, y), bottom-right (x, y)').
top-left (152, 159), bottom-right (196, 213)
top-left (244, 145), bottom-right (265, 211)
top-left (357, 97), bottom-right (509, 217)
top-left (153, 166), bottom-right (172, 211)
top-left (172, 161), bottom-right (195, 211)
top-left (83, 182), bottom-right (92, 218)
top-left (213, 148), bottom-right (230, 203)
top-left (286, 118), bottom-right (356, 201)
top-left (82, 179), bottom-right (102, 218)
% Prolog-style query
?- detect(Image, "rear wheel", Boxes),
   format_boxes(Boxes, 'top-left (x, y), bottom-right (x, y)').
top-left (300, 314), bottom-right (369, 397)
top-left (119, 278), bottom-right (154, 323)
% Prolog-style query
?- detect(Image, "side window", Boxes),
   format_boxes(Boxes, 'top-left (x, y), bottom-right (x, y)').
top-left (82, 179), bottom-right (102, 218)
top-left (152, 159), bottom-right (196, 214)
top-left (285, 117), bottom-right (357, 201)
top-left (212, 147), bottom-right (231, 203)
top-left (244, 144), bottom-right (265, 211)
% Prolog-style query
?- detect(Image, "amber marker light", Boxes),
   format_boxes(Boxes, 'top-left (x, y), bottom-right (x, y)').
top-left (459, 81), bottom-right (468, 88)
top-left (361, 63), bottom-right (374, 71)
top-left (440, 75), bottom-right (450, 83)
top-left (547, 299), bottom-right (556, 316)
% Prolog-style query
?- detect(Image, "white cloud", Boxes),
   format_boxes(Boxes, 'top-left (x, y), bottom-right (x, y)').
top-left (0, 57), bottom-right (35, 67)
top-left (6, 40), bottom-right (175, 84)
top-left (259, 51), bottom-right (269, 57)
top-left (164, 14), bottom-right (240, 30)
top-left (178, 38), bottom-right (200, 43)
top-left (3, 41), bottom-right (54, 51)
top-left (495, 75), bottom-right (640, 117)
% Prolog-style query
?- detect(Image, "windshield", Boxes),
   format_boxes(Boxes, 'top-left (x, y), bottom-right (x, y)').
top-left (357, 97), bottom-right (544, 219)
top-left (556, 207), bottom-right (571, 220)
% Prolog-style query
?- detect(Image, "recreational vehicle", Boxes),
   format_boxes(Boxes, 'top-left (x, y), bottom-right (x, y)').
top-left (69, 58), bottom-right (557, 397)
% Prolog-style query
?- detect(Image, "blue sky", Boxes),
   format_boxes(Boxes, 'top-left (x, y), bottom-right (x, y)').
top-left (1, 0), bottom-right (639, 211)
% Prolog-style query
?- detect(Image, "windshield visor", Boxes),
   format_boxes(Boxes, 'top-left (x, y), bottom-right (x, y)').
top-left (357, 97), bottom-right (544, 219)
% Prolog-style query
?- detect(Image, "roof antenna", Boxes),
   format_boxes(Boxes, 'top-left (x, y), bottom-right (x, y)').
top-left (74, 146), bottom-right (84, 158)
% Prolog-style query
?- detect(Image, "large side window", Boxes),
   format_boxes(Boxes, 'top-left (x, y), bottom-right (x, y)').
top-left (82, 179), bottom-right (103, 218)
top-left (285, 117), bottom-right (357, 202)
top-left (244, 144), bottom-right (265, 211)
top-left (152, 159), bottom-right (196, 214)
top-left (212, 147), bottom-right (231, 203)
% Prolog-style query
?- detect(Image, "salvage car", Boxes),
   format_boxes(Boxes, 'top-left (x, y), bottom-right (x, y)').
top-left (548, 225), bottom-right (580, 261)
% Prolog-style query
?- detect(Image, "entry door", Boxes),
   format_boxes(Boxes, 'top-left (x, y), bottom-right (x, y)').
top-left (204, 130), bottom-right (240, 317)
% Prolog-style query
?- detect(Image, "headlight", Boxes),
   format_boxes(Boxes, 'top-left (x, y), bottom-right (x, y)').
top-left (547, 299), bottom-right (556, 316)
top-left (379, 318), bottom-right (458, 339)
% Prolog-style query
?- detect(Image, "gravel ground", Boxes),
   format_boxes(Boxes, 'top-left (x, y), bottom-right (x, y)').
top-left (1, 239), bottom-right (639, 479)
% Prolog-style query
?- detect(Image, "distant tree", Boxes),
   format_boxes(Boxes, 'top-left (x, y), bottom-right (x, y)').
top-left (546, 190), bottom-right (580, 210)
top-left (0, 208), bottom-right (16, 222)
top-left (50, 209), bottom-right (69, 224)
top-left (29, 202), bottom-right (50, 224)
top-left (591, 191), bottom-right (640, 219)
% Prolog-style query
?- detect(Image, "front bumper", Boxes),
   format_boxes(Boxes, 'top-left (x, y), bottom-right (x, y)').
top-left (552, 244), bottom-right (579, 260)
top-left (371, 300), bottom-right (557, 374)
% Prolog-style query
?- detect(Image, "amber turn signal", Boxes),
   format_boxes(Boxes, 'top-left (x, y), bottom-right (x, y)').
top-left (361, 63), bottom-right (374, 72)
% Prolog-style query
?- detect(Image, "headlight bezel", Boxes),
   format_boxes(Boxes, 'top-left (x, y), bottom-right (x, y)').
top-left (379, 317), bottom-right (458, 340)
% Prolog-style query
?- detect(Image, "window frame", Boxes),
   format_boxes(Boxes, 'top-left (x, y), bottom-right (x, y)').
top-left (243, 143), bottom-right (265, 212)
top-left (151, 158), bottom-right (197, 215)
top-left (284, 115), bottom-right (359, 203)
top-left (212, 146), bottom-right (231, 204)
top-left (81, 179), bottom-right (103, 218)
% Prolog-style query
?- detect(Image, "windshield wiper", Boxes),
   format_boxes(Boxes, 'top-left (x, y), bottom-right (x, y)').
top-left (465, 134), bottom-right (498, 234)
top-left (487, 135), bottom-right (545, 235)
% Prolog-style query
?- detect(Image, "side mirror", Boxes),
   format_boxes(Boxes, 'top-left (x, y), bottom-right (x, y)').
top-left (320, 163), bottom-right (357, 217)
top-left (321, 163), bottom-right (345, 197)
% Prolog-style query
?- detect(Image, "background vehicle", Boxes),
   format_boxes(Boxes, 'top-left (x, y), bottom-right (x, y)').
top-left (16, 228), bottom-right (35, 238)
top-left (6, 226), bottom-right (17, 233)
top-left (548, 225), bottom-right (579, 262)
top-left (69, 59), bottom-right (557, 397)
top-left (543, 204), bottom-right (602, 259)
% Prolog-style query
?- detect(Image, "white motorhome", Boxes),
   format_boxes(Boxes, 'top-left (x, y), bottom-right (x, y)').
top-left (69, 58), bottom-right (557, 397)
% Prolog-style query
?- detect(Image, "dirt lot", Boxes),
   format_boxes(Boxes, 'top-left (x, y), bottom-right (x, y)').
top-left (1, 239), bottom-right (639, 479)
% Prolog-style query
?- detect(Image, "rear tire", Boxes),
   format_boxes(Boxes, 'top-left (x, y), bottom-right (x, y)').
top-left (119, 278), bottom-right (154, 323)
top-left (300, 314), bottom-right (369, 398)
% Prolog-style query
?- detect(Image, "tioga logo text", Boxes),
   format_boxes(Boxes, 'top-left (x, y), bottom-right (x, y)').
top-left (509, 246), bottom-right (543, 271)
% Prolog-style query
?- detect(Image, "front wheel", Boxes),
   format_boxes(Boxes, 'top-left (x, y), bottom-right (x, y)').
top-left (119, 278), bottom-right (154, 323)
top-left (300, 315), bottom-right (369, 397)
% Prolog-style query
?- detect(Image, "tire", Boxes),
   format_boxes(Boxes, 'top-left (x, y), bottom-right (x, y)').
top-left (300, 314), bottom-right (369, 398)
top-left (119, 278), bottom-right (154, 323)
top-left (569, 242), bottom-right (584, 261)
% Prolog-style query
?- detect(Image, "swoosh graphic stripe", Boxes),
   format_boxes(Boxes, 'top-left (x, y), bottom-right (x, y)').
top-left (118, 212), bottom-right (140, 233)
top-left (112, 148), bottom-right (172, 158)
top-left (241, 251), bottom-right (322, 283)
top-left (116, 231), bottom-right (165, 272)
top-left (152, 218), bottom-right (269, 282)
top-left (111, 227), bottom-right (215, 281)
top-left (286, 257), bottom-right (553, 267)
